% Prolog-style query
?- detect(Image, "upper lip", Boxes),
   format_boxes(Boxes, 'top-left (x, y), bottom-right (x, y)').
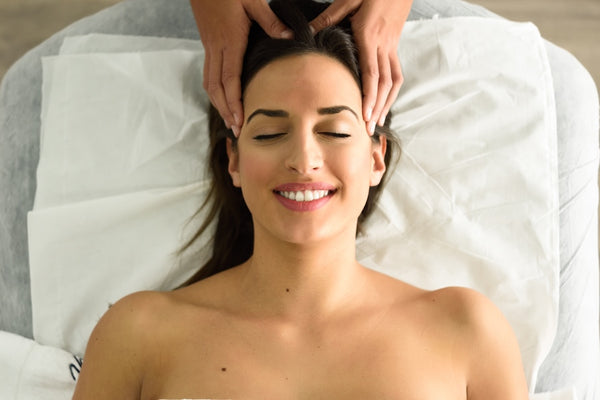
top-left (273, 182), bottom-right (337, 192)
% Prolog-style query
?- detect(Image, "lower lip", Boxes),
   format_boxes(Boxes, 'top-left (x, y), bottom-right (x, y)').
top-left (275, 192), bottom-right (333, 212)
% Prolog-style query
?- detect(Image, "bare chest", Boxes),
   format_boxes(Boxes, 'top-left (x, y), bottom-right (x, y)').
top-left (143, 319), bottom-right (467, 400)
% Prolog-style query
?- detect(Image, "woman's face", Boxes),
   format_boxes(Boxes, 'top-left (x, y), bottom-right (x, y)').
top-left (228, 53), bottom-right (386, 245)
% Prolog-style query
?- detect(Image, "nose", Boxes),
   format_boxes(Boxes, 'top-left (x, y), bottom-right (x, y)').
top-left (285, 131), bottom-right (323, 174)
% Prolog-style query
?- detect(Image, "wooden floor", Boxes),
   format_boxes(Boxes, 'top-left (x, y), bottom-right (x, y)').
top-left (472, 0), bottom-right (600, 93)
top-left (0, 0), bottom-right (120, 80)
top-left (1, 0), bottom-right (599, 252)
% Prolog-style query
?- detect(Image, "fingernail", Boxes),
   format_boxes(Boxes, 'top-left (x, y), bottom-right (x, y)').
top-left (368, 121), bottom-right (376, 135)
top-left (232, 125), bottom-right (240, 137)
top-left (233, 112), bottom-right (241, 126)
top-left (309, 25), bottom-right (315, 35)
top-left (281, 29), bottom-right (293, 39)
top-left (365, 107), bottom-right (372, 121)
top-left (379, 113), bottom-right (387, 126)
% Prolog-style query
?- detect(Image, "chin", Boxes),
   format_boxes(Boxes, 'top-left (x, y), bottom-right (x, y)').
top-left (273, 221), bottom-right (355, 247)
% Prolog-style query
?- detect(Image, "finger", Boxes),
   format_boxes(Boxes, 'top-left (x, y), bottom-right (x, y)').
top-left (206, 49), bottom-right (235, 130)
top-left (221, 37), bottom-right (247, 134)
top-left (369, 47), bottom-right (393, 133)
top-left (309, 0), bottom-right (360, 34)
top-left (245, 0), bottom-right (293, 38)
top-left (203, 48), bottom-right (221, 113)
top-left (202, 48), bottom-right (211, 94)
top-left (356, 35), bottom-right (378, 132)
top-left (379, 51), bottom-right (403, 126)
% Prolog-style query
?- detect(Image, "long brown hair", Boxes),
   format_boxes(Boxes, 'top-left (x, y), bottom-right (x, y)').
top-left (181, 0), bottom-right (399, 284)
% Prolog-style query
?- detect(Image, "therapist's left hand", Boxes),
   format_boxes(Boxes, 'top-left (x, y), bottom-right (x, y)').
top-left (309, 0), bottom-right (412, 134)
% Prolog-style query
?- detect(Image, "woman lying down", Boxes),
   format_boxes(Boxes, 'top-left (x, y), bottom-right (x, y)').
top-left (72, 0), bottom-right (529, 398)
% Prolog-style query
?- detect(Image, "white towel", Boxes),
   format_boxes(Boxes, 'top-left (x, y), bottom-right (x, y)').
top-left (0, 331), bottom-right (76, 400)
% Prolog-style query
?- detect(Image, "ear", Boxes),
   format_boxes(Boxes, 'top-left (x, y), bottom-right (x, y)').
top-left (226, 138), bottom-right (241, 187)
top-left (369, 136), bottom-right (387, 187)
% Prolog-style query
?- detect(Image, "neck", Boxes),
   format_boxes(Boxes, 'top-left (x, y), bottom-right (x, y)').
top-left (234, 224), bottom-right (368, 322)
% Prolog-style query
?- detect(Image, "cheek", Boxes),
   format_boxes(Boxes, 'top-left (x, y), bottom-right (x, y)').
top-left (350, 142), bottom-right (374, 173)
top-left (333, 145), bottom-right (374, 190)
top-left (236, 148), bottom-right (277, 196)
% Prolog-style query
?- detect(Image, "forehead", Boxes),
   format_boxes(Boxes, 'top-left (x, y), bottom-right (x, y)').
top-left (243, 53), bottom-right (362, 112)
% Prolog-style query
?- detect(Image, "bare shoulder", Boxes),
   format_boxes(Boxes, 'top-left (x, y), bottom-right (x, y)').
top-left (369, 273), bottom-right (517, 343)
top-left (73, 290), bottom-right (183, 399)
top-left (73, 273), bottom-right (245, 400)
top-left (422, 286), bottom-right (504, 326)
top-left (357, 273), bottom-right (528, 397)
top-left (373, 271), bottom-right (502, 322)
top-left (418, 286), bottom-right (529, 399)
top-left (95, 290), bottom-right (179, 337)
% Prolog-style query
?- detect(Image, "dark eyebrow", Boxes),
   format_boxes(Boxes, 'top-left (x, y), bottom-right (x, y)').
top-left (246, 109), bottom-right (289, 123)
top-left (246, 105), bottom-right (358, 123)
top-left (317, 105), bottom-right (358, 120)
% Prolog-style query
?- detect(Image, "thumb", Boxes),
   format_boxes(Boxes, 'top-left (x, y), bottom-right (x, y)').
top-left (245, 1), bottom-right (293, 39)
top-left (309, 1), bottom-right (357, 34)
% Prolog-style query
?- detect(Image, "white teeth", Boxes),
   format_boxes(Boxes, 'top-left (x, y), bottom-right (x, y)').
top-left (279, 190), bottom-right (330, 202)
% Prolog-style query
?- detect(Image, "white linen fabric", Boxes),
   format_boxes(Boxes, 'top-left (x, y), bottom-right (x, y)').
top-left (31, 47), bottom-right (214, 358)
top-left (27, 17), bottom-right (560, 394)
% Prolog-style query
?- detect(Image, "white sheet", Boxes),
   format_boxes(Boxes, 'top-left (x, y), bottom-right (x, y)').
top-left (28, 17), bottom-right (560, 394)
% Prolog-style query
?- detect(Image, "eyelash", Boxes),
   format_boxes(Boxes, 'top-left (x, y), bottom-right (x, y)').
top-left (253, 133), bottom-right (286, 141)
top-left (253, 132), bottom-right (350, 141)
top-left (321, 132), bottom-right (351, 138)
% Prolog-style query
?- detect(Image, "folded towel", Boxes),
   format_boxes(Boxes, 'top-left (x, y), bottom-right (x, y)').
top-left (0, 330), bottom-right (76, 400)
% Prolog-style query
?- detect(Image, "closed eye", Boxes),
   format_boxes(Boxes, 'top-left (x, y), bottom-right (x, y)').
top-left (253, 133), bottom-right (286, 141)
top-left (319, 132), bottom-right (351, 138)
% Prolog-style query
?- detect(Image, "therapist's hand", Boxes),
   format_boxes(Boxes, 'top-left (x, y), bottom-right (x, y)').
top-left (309, 0), bottom-right (412, 134)
top-left (190, 0), bottom-right (292, 136)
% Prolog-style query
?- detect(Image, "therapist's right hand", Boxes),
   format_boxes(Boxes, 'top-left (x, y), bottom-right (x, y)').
top-left (190, 0), bottom-right (292, 136)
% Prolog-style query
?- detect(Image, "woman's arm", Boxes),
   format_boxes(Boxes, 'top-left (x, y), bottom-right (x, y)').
top-left (71, 293), bottom-right (152, 399)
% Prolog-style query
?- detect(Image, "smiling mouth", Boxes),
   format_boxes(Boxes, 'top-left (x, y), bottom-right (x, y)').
top-left (275, 189), bottom-right (335, 202)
